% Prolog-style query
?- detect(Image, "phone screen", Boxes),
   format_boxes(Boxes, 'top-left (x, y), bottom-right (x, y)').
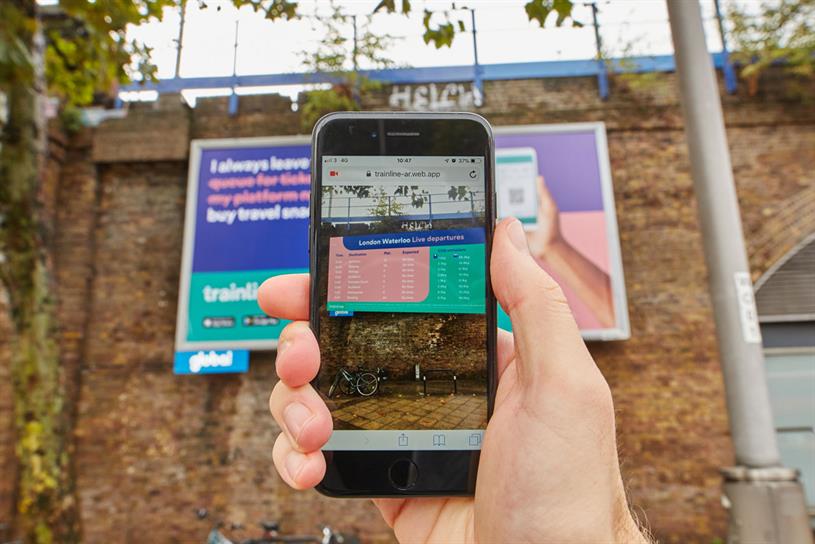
top-left (496, 147), bottom-right (538, 229)
top-left (314, 154), bottom-right (489, 452)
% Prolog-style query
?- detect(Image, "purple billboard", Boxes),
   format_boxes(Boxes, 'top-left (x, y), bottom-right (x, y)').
top-left (495, 123), bottom-right (629, 340)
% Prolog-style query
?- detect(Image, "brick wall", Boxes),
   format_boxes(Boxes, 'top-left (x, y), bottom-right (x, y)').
top-left (0, 289), bottom-right (15, 537)
top-left (1, 69), bottom-right (812, 543)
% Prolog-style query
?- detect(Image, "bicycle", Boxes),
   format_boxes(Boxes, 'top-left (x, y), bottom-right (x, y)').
top-left (198, 509), bottom-right (358, 544)
top-left (0, 522), bottom-right (21, 544)
top-left (327, 367), bottom-right (385, 398)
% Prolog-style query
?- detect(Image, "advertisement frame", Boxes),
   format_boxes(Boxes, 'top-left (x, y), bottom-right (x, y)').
top-left (175, 135), bottom-right (311, 352)
top-left (494, 122), bottom-right (630, 341)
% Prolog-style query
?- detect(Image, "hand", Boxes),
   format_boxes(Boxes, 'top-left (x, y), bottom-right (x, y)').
top-left (526, 175), bottom-right (563, 261)
top-left (258, 218), bottom-right (647, 543)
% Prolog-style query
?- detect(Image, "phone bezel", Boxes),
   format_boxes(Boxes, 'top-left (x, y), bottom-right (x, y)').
top-left (309, 111), bottom-right (497, 497)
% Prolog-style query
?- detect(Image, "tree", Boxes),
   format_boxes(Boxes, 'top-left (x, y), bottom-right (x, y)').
top-left (298, 0), bottom-right (397, 130)
top-left (374, 0), bottom-right (579, 48)
top-left (1, 2), bottom-right (175, 542)
top-left (727, 0), bottom-right (815, 94)
top-left (0, 1), bottom-right (575, 541)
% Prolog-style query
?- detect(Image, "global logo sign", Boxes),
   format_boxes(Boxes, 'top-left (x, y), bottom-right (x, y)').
top-left (173, 349), bottom-right (249, 375)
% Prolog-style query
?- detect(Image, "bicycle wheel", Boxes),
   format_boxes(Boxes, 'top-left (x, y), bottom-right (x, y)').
top-left (327, 374), bottom-right (341, 398)
top-left (356, 372), bottom-right (379, 396)
top-left (339, 377), bottom-right (354, 396)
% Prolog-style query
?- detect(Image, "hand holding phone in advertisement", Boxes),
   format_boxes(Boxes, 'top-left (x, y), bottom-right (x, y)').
top-left (525, 175), bottom-right (562, 258)
top-left (258, 219), bottom-right (648, 544)
top-left (526, 176), bottom-right (616, 329)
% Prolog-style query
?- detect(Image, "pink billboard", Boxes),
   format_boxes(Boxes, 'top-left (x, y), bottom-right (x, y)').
top-left (495, 123), bottom-right (629, 341)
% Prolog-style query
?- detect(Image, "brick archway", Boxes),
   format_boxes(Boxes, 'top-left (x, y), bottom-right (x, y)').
top-left (745, 185), bottom-right (815, 283)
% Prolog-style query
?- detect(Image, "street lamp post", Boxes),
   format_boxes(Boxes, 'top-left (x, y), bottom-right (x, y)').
top-left (665, 1), bottom-right (812, 542)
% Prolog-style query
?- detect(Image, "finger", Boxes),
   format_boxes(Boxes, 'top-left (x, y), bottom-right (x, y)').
top-left (490, 218), bottom-right (590, 386)
top-left (497, 328), bottom-right (515, 380)
top-left (269, 380), bottom-right (333, 453)
top-left (276, 321), bottom-right (320, 387)
top-left (272, 432), bottom-right (326, 490)
top-left (372, 498), bottom-right (406, 528)
top-left (536, 176), bottom-right (557, 217)
top-left (258, 274), bottom-right (309, 321)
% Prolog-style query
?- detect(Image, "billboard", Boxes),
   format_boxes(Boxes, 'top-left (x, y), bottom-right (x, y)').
top-left (174, 123), bottom-right (628, 363)
top-left (495, 123), bottom-right (629, 341)
top-left (175, 136), bottom-right (311, 354)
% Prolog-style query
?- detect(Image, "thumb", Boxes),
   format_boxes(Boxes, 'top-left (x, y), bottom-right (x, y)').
top-left (491, 218), bottom-right (592, 386)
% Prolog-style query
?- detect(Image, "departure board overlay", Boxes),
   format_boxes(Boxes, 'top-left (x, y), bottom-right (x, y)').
top-left (327, 228), bottom-right (486, 315)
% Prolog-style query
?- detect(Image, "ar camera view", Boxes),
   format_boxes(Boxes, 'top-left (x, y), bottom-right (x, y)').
top-left (317, 156), bottom-right (488, 445)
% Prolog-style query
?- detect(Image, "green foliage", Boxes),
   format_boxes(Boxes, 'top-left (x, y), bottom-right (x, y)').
top-left (2, 0), bottom-right (299, 110)
top-left (324, 185), bottom-right (431, 213)
top-left (375, 1), bottom-right (469, 48)
top-left (525, 0), bottom-right (581, 29)
top-left (374, 0), bottom-right (577, 49)
top-left (58, 105), bottom-right (83, 134)
top-left (368, 187), bottom-right (404, 217)
top-left (298, 0), bottom-right (395, 130)
top-left (228, 0), bottom-right (298, 20)
top-left (605, 32), bottom-right (664, 99)
top-left (2, 0), bottom-right (579, 116)
top-left (0, 2), bottom-right (36, 84)
top-left (374, 0), bottom-right (411, 15)
top-left (728, 0), bottom-right (815, 91)
top-left (0, 0), bottom-right (178, 108)
top-left (299, 86), bottom-right (358, 131)
top-left (1, 60), bottom-right (77, 541)
top-left (419, 8), bottom-right (461, 49)
top-left (395, 185), bottom-right (429, 208)
top-left (447, 185), bottom-right (470, 201)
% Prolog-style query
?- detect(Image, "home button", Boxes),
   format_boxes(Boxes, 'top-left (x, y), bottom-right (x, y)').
top-left (388, 459), bottom-right (419, 490)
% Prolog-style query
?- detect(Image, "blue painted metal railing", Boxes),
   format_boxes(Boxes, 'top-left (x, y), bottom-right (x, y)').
top-left (117, 52), bottom-right (734, 113)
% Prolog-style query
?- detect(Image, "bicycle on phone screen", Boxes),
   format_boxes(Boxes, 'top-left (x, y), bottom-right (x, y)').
top-left (327, 367), bottom-right (387, 398)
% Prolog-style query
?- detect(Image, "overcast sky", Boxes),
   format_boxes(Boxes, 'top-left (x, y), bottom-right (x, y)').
top-left (121, 0), bottom-right (751, 102)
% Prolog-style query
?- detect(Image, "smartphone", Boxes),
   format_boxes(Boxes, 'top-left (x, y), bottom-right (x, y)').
top-left (309, 112), bottom-right (497, 496)
top-left (496, 147), bottom-right (539, 230)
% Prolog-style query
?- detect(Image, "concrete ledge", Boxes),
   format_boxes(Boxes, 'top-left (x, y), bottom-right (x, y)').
top-left (92, 94), bottom-right (190, 163)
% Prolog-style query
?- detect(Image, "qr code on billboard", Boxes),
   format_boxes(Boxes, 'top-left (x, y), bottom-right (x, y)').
top-left (509, 188), bottom-right (525, 205)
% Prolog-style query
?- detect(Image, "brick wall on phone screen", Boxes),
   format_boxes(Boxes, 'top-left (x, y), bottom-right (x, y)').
top-left (0, 68), bottom-right (813, 543)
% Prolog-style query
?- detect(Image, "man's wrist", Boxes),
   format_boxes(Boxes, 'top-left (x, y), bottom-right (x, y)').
top-left (534, 236), bottom-right (568, 268)
top-left (613, 505), bottom-right (651, 544)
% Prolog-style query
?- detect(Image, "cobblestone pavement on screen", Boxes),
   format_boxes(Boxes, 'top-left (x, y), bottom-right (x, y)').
top-left (327, 379), bottom-right (488, 430)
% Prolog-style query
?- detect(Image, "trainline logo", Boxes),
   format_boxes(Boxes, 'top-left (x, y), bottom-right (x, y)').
top-left (189, 350), bottom-right (234, 373)
top-left (202, 282), bottom-right (258, 303)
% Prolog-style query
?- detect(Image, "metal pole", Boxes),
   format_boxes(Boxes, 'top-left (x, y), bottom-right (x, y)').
top-left (713, 0), bottom-right (738, 94)
top-left (352, 14), bottom-right (358, 72)
top-left (666, 1), bottom-right (811, 541)
top-left (470, 9), bottom-right (484, 107)
top-left (173, 0), bottom-right (187, 78)
top-left (229, 20), bottom-right (239, 116)
top-left (352, 14), bottom-right (360, 106)
top-left (590, 3), bottom-right (609, 100)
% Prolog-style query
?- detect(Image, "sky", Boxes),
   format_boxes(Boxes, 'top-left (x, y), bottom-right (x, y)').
top-left (120, 0), bottom-right (748, 104)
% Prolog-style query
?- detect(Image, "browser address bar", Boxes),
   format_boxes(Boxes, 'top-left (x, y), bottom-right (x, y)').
top-left (323, 166), bottom-right (483, 185)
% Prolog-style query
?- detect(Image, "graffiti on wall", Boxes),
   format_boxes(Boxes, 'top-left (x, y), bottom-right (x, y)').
top-left (389, 82), bottom-right (483, 110)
